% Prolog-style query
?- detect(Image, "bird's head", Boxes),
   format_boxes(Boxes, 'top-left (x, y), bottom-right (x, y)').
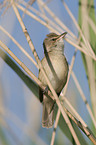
top-left (43, 32), bottom-right (67, 54)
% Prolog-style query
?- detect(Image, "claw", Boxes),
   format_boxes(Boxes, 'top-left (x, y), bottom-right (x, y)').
top-left (43, 86), bottom-right (49, 94)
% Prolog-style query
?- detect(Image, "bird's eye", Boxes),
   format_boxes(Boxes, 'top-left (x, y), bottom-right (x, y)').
top-left (51, 38), bottom-right (56, 41)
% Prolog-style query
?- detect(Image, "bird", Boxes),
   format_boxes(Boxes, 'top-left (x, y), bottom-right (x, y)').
top-left (38, 32), bottom-right (69, 128)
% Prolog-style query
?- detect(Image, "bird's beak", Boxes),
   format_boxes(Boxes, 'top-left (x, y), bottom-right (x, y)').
top-left (56, 32), bottom-right (67, 41)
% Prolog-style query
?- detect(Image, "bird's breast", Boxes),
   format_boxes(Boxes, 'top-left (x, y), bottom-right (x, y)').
top-left (38, 54), bottom-right (68, 93)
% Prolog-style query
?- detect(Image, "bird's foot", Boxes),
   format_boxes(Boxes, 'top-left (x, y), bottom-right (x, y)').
top-left (60, 98), bottom-right (64, 105)
top-left (43, 86), bottom-right (49, 94)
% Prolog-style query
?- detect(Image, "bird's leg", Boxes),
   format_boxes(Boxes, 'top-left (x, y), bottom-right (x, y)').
top-left (59, 96), bottom-right (65, 105)
top-left (43, 86), bottom-right (49, 94)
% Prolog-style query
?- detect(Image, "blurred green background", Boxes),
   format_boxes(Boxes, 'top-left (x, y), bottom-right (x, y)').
top-left (0, 0), bottom-right (96, 144)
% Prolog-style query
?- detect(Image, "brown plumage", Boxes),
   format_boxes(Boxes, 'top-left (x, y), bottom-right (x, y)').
top-left (38, 32), bottom-right (68, 128)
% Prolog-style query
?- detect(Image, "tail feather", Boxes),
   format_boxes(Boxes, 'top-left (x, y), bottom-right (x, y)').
top-left (42, 95), bottom-right (55, 128)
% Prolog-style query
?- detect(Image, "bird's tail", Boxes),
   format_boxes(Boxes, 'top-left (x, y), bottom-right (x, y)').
top-left (42, 95), bottom-right (55, 128)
